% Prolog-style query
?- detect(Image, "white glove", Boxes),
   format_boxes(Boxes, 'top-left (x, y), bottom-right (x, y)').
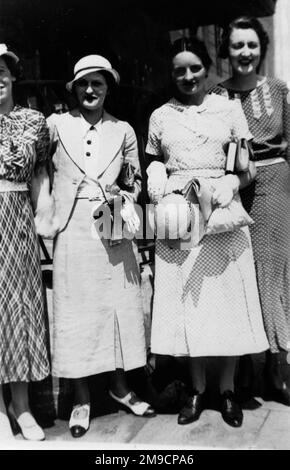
top-left (34, 200), bottom-right (60, 239)
top-left (212, 174), bottom-right (240, 208)
top-left (146, 161), bottom-right (167, 204)
top-left (120, 200), bottom-right (140, 234)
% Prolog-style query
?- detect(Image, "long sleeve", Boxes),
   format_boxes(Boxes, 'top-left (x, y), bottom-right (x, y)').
top-left (119, 123), bottom-right (142, 203)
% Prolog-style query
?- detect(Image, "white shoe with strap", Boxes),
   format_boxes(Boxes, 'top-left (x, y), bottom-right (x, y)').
top-left (109, 390), bottom-right (156, 417)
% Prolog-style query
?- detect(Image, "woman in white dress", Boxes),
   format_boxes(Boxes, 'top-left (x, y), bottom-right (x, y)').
top-left (146, 37), bottom-right (269, 427)
top-left (48, 55), bottom-right (155, 438)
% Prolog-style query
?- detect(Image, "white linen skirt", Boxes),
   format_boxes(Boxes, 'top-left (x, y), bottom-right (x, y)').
top-left (52, 198), bottom-right (146, 378)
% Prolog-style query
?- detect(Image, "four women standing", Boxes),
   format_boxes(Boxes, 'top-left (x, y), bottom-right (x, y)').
top-left (1, 15), bottom-right (290, 442)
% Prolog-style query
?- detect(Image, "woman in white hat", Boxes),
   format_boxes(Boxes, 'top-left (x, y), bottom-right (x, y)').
top-left (0, 44), bottom-right (57, 441)
top-left (47, 54), bottom-right (155, 438)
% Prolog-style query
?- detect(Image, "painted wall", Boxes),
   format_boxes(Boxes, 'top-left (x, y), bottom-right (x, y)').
top-left (273, 0), bottom-right (290, 82)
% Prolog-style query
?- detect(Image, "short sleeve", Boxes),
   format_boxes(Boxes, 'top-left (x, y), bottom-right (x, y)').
top-left (145, 110), bottom-right (163, 156)
top-left (35, 114), bottom-right (50, 167)
top-left (230, 99), bottom-right (253, 141)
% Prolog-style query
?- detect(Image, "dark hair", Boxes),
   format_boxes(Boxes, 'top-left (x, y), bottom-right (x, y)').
top-left (219, 16), bottom-right (269, 67)
top-left (171, 37), bottom-right (212, 71)
top-left (0, 54), bottom-right (20, 80)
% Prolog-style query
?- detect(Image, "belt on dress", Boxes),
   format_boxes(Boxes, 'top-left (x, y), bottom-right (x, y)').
top-left (254, 157), bottom-right (286, 167)
top-left (0, 179), bottom-right (28, 192)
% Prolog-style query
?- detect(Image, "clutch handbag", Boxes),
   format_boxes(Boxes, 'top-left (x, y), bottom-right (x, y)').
top-left (225, 138), bottom-right (252, 174)
top-left (182, 177), bottom-right (253, 239)
top-left (116, 162), bottom-right (138, 192)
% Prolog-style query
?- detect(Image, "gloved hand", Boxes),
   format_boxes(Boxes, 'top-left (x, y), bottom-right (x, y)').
top-left (212, 174), bottom-right (240, 208)
top-left (34, 199), bottom-right (60, 239)
top-left (120, 200), bottom-right (140, 234)
top-left (146, 161), bottom-right (167, 204)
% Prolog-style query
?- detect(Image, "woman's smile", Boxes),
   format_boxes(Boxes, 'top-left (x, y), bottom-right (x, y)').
top-left (228, 28), bottom-right (261, 76)
top-left (75, 71), bottom-right (108, 111)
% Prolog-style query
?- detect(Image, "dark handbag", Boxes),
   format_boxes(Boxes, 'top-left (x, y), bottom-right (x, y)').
top-left (225, 138), bottom-right (253, 174)
top-left (116, 162), bottom-right (138, 192)
top-left (91, 180), bottom-right (124, 245)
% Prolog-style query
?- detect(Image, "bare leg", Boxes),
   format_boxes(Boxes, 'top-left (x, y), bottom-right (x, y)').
top-left (219, 357), bottom-right (237, 394)
top-left (188, 357), bottom-right (206, 393)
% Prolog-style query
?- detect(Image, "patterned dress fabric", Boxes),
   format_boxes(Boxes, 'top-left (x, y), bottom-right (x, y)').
top-left (146, 94), bottom-right (269, 357)
top-left (211, 78), bottom-right (290, 353)
top-left (0, 105), bottom-right (50, 383)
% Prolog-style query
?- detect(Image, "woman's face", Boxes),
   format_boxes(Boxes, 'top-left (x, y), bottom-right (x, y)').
top-left (228, 28), bottom-right (261, 76)
top-left (0, 57), bottom-right (15, 105)
top-left (74, 71), bottom-right (108, 112)
top-left (172, 51), bottom-right (207, 98)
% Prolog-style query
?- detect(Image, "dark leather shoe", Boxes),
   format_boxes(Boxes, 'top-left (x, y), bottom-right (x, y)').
top-left (221, 391), bottom-right (243, 428)
top-left (264, 382), bottom-right (290, 406)
top-left (236, 387), bottom-right (262, 410)
top-left (178, 393), bottom-right (204, 425)
top-left (70, 425), bottom-right (88, 438)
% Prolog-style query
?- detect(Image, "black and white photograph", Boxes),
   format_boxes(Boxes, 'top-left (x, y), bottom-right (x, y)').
top-left (0, 0), bottom-right (290, 453)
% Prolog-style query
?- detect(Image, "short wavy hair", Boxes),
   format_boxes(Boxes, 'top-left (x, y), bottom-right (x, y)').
top-left (219, 16), bottom-right (269, 69)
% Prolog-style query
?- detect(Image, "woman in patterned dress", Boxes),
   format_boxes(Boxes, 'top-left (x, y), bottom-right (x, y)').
top-left (212, 16), bottom-right (290, 406)
top-left (146, 37), bottom-right (269, 428)
top-left (0, 44), bottom-right (56, 441)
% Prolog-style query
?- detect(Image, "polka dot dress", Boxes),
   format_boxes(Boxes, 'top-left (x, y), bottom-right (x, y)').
top-left (146, 94), bottom-right (269, 357)
top-left (211, 78), bottom-right (290, 353)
